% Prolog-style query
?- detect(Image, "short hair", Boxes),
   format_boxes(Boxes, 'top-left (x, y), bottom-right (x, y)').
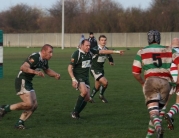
top-left (41, 44), bottom-right (53, 51)
top-left (89, 32), bottom-right (93, 35)
top-left (81, 39), bottom-right (90, 45)
top-left (99, 35), bottom-right (107, 41)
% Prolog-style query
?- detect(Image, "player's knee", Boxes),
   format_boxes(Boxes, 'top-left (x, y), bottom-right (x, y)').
top-left (81, 91), bottom-right (88, 97)
top-left (103, 81), bottom-right (108, 87)
top-left (148, 106), bottom-right (159, 117)
top-left (23, 102), bottom-right (33, 109)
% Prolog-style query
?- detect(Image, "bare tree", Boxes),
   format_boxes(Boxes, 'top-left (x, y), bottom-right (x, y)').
top-left (0, 4), bottom-right (42, 33)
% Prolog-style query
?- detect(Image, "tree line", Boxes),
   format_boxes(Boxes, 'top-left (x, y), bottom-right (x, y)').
top-left (0, 0), bottom-right (179, 33)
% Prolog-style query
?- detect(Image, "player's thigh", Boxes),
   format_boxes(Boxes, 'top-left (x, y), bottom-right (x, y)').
top-left (95, 80), bottom-right (101, 89)
top-left (30, 91), bottom-right (38, 106)
top-left (15, 78), bottom-right (33, 95)
top-left (19, 92), bottom-right (34, 107)
top-left (79, 82), bottom-right (88, 95)
top-left (98, 76), bottom-right (108, 85)
top-left (159, 79), bottom-right (171, 104)
top-left (143, 77), bottom-right (169, 104)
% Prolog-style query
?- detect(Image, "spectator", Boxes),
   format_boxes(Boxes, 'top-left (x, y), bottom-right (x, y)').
top-left (88, 32), bottom-right (98, 50)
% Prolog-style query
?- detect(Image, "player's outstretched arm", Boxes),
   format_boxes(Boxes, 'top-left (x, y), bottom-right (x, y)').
top-left (99, 50), bottom-right (124, 55)
top-left (44, 68), bottom-right (60, 80)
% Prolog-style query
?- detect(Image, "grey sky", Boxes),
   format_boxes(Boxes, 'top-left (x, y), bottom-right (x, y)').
top-left (0, 0), bottom-right (152, 11)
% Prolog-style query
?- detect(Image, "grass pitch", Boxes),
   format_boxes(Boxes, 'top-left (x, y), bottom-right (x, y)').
top-left (0, 47), bottom-right (178, 138)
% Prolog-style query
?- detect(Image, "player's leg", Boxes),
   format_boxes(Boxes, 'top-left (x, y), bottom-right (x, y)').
top-left (71, 82), bottom-right (88, 119)
top-left (146, 120), bottom-right (155, 138)
top-left (98, 76), bottom-right (108, 103)
top-left (0, 91), bottom-right (34, 119)
top-left (15, 91), bottom-right (37, 129)
top-left (0, 79), bottom-right (34, 119)
top-left (79, 85), bottom-right (90, 114)
top-left (89, 70), bottom-right (103, 102)
top-left (144, 77), bottom-right (166, 137)
top-left (164, 95), bottom-right (179, 130)
top-left (147, 102), bottom-right (162, 136)
top-left (90, 80), bottom-right (100, 102)
top-left (146, 105), bottom-right (166, 138)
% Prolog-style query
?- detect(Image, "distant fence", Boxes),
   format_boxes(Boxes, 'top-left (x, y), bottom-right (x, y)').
top-left (3, 32), bottom-right (179, 48)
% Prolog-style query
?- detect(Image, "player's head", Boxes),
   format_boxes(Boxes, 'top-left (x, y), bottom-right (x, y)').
top-left (171, 38), bottom-right (179, 47)
top-left (89, 32), bottom-right (94, 37)
top-left (81, 39), bottom-right (90, 53)
top-left (98, 35), bottom-right (107, 46)
top-left (147, 30), bottom-right (161, 45)
top-left (41, 44), bottom-right (53, 60)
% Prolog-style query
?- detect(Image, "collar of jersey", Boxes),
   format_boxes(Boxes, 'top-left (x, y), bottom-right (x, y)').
top-left (39, 52), bottom-right (44, 61)
top-left (98, 45), bottom-right (106, 50)
top-left (79, 49), bottom-right (86, 54)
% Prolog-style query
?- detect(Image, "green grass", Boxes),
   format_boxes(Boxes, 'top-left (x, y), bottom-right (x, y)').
top-left (0, 47), bottom-right (178, 138)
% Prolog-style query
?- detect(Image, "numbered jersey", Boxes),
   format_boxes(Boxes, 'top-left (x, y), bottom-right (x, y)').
top-left (70, 49), bottom-right (93, 79)
top-left (17, 52), bottom-right (49, 81)
top-left (90, 45), bottom-right (113, 71)
top-left (132, 44), bottom-right (179, 82)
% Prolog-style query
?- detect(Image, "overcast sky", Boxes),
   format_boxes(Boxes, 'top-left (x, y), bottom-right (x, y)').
top-left (0, 0), bottom-right (152, 11)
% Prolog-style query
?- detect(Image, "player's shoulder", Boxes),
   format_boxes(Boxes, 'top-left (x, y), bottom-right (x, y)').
top-left (28, 52), bottom-right (40, 60)
top-left (29, 52), bottom-right (40, 57)
top-left (104, 46), bottom-right (109, 50)
top-left (71, 49), bottom-right (80, 58)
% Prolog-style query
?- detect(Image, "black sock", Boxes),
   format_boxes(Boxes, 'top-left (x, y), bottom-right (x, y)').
top-left (99, 85), bottom-right (107, 95)
top-left (73, 95), bottom-right (85, 113)
top-left (15, 119), bottom-right (25, 126)
top-left (91, 87), bottom-right (99, 98)
top-left (79, 101), bottom-right (87, 113)
top-left (4, 105), bottom-right (11, 112)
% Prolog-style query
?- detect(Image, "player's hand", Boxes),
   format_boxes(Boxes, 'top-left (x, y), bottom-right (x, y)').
top-left (35, 71), bottom-right (45, 77)
top-left (55, 73), bottom-right (60, 80)
top-left (109, 62), bottom-right (114, 66)
top-left (119, 50), bottom-right (124, 55)
top-left (72, 78), bottom-right (78, 89)
top-left (113, 50), bottom-right (125, 55)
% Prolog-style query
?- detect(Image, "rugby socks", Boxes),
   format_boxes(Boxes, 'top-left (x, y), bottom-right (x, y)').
top-left (90, 87), bottom-right (98, 98)
top-left (146, 107), bottom-right (165, 138)
top-left (73, 95), bottom-right (85, 113)
top-left (146, 120), bottom-right (155, 138)
top-left (79, 101), bottom-right (87, 113)
top-left (167, 103), bottom-right (179, 117)
top-left (159, 106), bottom-right (166, 120)
top-left (4, 105), bottom-right (11, 112)
top-left (15, 119), bottom-right (24, 126)
top-left (99, 85), bottom-right (107, 95)
top-left (151, 115), bottom-right (161, 131)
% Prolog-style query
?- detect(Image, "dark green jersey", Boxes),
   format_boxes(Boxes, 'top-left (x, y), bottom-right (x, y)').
top-left (17, 52), bottom-right (49, 81)
top-left (70, 49), bottom-right (97, 79)
top-left (90, 46), bottom-right (113, 71)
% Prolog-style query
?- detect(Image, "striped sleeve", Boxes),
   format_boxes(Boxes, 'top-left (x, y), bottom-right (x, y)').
top-left (172, 50), bottom-right (179, 65)
top-left (132, 50), bottom-right (142, 74)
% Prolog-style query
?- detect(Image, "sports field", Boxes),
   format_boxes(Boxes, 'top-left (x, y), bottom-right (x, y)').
top-left (0, 47), bottom-right (178, 138)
